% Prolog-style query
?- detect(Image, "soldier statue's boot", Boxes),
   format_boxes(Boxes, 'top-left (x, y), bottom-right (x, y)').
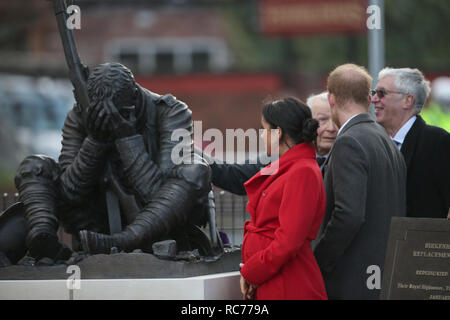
top-left (79, 163), bottom-right (212, 254)
top-left (79, 230), bottom-right (125, 254)
top-left (15, 156), bottom-right (72, 261)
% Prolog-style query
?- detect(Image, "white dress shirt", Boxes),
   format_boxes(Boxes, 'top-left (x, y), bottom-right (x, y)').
top-left (391, 116), bottom-right (417, 150)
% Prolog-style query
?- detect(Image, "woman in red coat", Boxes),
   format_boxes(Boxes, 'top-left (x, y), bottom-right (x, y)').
top-left (240, 97), bottom-right (327, 300)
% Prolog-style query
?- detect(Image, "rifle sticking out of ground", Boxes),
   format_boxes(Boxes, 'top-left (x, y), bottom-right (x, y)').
top-left (48, 0), bottom-right (125, 235)
top-left (49, 0), bottom-right (90, 114)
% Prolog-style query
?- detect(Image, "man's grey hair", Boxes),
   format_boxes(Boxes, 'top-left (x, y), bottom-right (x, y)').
top-left (306, 91), bottom-right (329, 110)
top-left (378, 67), bottom-right (431, 113)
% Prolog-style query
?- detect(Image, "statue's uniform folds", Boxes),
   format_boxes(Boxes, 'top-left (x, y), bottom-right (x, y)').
top-left (12, 85), bottom-right (212, 259)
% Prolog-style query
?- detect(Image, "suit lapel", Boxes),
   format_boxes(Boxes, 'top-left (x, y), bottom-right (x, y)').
top-left (401, 116), bottom-right (425, 169)
top-left (321, 156), bottom-right (331, 176)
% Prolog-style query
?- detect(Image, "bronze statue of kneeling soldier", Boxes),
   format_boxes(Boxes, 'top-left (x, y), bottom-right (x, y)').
top-left (0, 63), bottom-right (218, 266)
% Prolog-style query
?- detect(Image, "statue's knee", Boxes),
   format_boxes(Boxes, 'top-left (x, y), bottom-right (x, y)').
top-left (171, 163), bottom-right (212, 196)
top-left (14, 155), bottom-right (60, 189)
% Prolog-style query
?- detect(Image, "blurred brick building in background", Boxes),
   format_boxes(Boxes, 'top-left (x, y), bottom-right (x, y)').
top-left (2, 0), bottom-right (286, 137)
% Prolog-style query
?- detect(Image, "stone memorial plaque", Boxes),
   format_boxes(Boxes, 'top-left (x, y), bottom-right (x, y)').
top-left (381, 217), bottom-right (450, 300)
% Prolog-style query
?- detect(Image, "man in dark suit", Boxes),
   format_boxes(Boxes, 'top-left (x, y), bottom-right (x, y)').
top-left (313, 64), bottom-right (407, 300)
top-left (205, 93), bottom-right (337, 194)
top-left (372, 67), bottom-right (450, 219)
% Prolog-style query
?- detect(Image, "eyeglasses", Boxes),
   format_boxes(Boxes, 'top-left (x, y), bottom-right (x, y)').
top-left (371, 88), bottom-right (407, 99)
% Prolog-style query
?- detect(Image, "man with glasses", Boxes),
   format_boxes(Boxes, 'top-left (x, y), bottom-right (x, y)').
top-left (372, 67), bottom-right (450, 219)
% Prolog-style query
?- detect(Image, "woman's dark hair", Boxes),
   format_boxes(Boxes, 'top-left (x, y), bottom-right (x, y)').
top-left (262, 97), bottom-right (319, 145)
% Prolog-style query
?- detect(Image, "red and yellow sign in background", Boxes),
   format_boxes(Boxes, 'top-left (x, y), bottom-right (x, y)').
top-left (259, 0), bottom-right (368, 36)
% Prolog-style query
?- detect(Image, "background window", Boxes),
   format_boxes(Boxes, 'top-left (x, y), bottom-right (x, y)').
top-left (192, 51), bottom-right (210, 73)
top-left (155, 52), bottom-right (175, 74)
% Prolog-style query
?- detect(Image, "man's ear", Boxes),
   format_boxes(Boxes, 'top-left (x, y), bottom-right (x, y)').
top-left (328, 93), bottom-right (335, 109)
top-left (404, 94), bottom-right (415, 110)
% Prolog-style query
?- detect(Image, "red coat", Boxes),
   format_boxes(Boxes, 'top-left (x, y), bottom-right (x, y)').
top-left (240, 143), bottom-right (327, 300)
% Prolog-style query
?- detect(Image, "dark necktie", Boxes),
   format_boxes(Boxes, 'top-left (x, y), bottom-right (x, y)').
top-left (317, 156), bottom-right (327, 167)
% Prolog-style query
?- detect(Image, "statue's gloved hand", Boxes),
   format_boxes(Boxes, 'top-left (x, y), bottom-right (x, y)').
top-left (107, 102), bottom-right (137, 139)
top-left (84, 100), bottom-right (112, 143)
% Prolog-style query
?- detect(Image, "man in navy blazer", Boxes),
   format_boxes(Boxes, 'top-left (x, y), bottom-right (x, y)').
top-left (372, 67), bottom-right (450, 219)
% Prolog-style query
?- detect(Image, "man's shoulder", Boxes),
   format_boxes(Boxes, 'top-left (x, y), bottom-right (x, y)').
top-left (330, 134), bottom-right (366, 165)
top-left (340, 121), bottom-right (386, 144)
top-left (334, 122), bottom-right (395, 165)
top-left (422, 120), bottom-right (450, 139)
top-left (343, 116), bottom-right (379, 133)
top-left (407, 117), bottom-right (450, 150)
